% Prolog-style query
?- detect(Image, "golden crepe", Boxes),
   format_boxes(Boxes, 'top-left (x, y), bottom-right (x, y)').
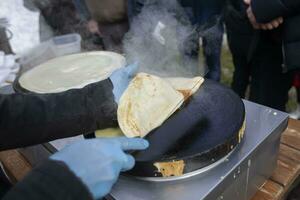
top-left (19, 51), bottom-right (126, 93)
top-left (118, 73), bottom-right (185, 138)
top-left (164, 76), bottom-right (204, 100)
top-left (95, 128), bottom-right (124, 138)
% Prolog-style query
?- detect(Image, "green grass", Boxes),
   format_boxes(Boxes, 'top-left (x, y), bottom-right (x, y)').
top-left (220, 47), bottom-right (234, 87)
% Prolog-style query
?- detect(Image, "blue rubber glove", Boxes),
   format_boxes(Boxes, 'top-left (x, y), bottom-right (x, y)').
top-left (51, 137), bottom-right (149, 199)
top-left (109, 62), bottom-right (139, 103)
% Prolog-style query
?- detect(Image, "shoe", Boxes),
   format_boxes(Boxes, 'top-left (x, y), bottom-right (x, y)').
top-left (289, 104), bottom-right (300, 120)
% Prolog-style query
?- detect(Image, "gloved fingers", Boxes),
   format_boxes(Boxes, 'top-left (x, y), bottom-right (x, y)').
top-left (121, 154), bottom-right (135, 171)
top-left (125, 61), bottom-right (139, 77)
top-left (117, 137), bottom-right (149, 151)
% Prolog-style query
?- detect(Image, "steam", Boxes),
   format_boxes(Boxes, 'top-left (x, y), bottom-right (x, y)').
top-left (123, 0), bottom-right (224, 78)
top-left (123, 0), bottom-right (201, 77)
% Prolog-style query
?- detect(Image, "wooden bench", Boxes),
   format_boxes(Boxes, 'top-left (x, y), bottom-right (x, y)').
top-left (1, 119), bottom-right (300, 199)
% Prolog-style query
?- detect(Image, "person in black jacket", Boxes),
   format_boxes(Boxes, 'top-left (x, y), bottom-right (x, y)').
top-left (245, 0), bottom-right (300, 72)
top-left (0, 80), bottom-right (116, 150)
top-left (224, 0), bottom-right (294, 111)
top-left (0, 63), bottom-right (148, 199)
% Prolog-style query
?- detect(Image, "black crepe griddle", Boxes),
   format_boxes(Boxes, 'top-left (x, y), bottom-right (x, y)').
top-left (14, 75), bottom-right (245, 178)
top-left (13, 77), bottom-right (32, 94)
top-left (127, 80), bottom-right (245, 178)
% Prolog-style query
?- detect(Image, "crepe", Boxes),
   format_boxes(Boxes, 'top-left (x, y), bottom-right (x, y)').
top-left (19, 51), bottom-right (126, 93)
top-left (95, 128), bottom-right (124, 138)
top-left (118, 73), bottom-right (185, 138)
top-left (165, 76), bottom-right (204, 100)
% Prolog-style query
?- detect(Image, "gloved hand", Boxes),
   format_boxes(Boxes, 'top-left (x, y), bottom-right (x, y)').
top-left (51, 137), bottom-right (149, 199)
top-left (109, 62), bottom-right (139, 103)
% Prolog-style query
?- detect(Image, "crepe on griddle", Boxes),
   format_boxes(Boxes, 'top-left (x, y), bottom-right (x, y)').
top-left (118, 73), bottom-right (204, 138)
top-left (118, 73), bottom-right (184, 138)
top-left (165, 76), bottom-right (204, 100)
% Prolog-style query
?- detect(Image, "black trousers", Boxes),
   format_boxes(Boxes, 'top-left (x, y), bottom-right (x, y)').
top-left (228, 30), bottom-right (292, 112)
top-left (249, 57), bottom-right (292, 111)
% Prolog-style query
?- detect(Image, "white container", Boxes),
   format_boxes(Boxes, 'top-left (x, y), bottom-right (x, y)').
top-left (20, 33), bottom-right (82, 73)
top-left (19, 41), bottom-right (55, 73)
top-left (51, 33), bottom-right (82, 57)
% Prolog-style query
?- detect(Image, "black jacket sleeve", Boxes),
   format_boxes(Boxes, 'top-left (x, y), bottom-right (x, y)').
top-left (2, 160), bottom-right (93, 200)
top-left (0, 79), bottom-right (118, 151)
top-left (251, 0), bottom-right (300, 23)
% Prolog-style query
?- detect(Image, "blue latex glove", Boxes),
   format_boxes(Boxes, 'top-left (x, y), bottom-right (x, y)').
top-left (51, 137), bottom-right (149, 199)
top-left (109, 62), bottom-right (139, 103)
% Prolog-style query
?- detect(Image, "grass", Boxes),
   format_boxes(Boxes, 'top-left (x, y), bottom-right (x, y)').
top-left (220, 47), bottom-right (234, 87)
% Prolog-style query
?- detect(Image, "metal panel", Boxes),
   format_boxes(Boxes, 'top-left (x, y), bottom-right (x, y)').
top-left (108, 101), bottom-right (288, 200)
top-left (246, 119), bottom-right (284, 200)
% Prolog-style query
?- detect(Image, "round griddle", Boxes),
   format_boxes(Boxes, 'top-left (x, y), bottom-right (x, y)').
top-left (127, 80), bottom-right (245, 178)
top-left (13, 77), bottom-right (33, 94)
top-left (14, 71), bottom-right (245, 179)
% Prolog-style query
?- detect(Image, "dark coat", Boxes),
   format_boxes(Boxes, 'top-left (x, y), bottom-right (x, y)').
top-left (3, 160), bottom-right (92, 200)
top-left (251, 0), bottom-right (300, 71)
top-left (1, 79), bottom-right (117, 199)
top-left (0, 79), bottom-right (117, 151)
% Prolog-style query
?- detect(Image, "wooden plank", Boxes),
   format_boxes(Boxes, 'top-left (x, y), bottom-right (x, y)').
top-left (281, 120), bottom-right (300, 151)
top-left (0, 150), bottom-right (31, 183)
top-left (278, 144), bottom-right (300, 164)
top-left (253, 142), bottom-right (300, 200)
top-left (276, 144), bottom-right (300, 200)
top-left (271, 145), bottom-right (300, 187)
top-left (271, 160), bottom-right (294, 187)
top-left (281, 130), bottom-right (300, 151)
top-left (252, 181), bottom-right (284, 200)
top-left (287, 119), bottom-right (300, 133)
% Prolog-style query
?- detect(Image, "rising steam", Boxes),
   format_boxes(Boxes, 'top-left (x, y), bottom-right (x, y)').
top-left (123, 0), bottom-right (202, 77)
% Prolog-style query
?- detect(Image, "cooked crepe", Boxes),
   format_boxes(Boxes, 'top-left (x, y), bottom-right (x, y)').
top-left (19, 51), bottom-right (126, 93)
top-left (165, 76), bottom-right (204, 100)
top-left (118, 73), bottom-right (184, 138)
top-left (95, 128), bottom-right (124, 138)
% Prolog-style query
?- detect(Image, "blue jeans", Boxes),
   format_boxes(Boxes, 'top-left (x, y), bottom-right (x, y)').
top-left (181, 0), bottom-right (225, 81)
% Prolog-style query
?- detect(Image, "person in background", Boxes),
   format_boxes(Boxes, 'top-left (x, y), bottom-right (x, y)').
top-left (0, 53), bottom-right (143, 199)
top-left (224, 0), bottom-right (253, 98)
top-left (224, 0), bottom-right (293, 111)
top-left (245, 0), bottom-right (300, 111)
top-left (179, 0), bottom-right (225, 82)
top-left (72, 0), bottom-right (102, 36)
top-left (127, 0), bottom-right (225, 82)
top-left (72, 0), bottom-right (129, 52)
top-left (40, 0), bottom-right (104, 51)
